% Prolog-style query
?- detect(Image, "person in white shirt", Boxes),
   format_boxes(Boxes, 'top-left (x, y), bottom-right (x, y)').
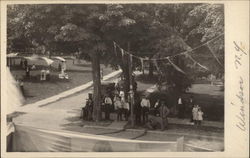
top-left (197, 107), bottom-right (204, 126)
top-left (119, 90), bottom-right (125, 102)
top-left (141, 96), bottom-right (151, 124)
top-left (114, 97), bottom-right (122, 121)
top-left (123, 101), bottom-right (130, 121)
top-left (177, 96), bottom-right (184, 118)
top-left (192, 105), bottom-right (199, 125)
top-left (154, 99), bottom-right (160, 116)
top-left (104, 95), bottom-right (112, 120)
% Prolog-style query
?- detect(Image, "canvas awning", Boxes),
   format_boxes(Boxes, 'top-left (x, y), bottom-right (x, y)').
top-left (23, 56), bottom-right (54, 65)
top-left (7, 53), bottom-right (18, 58)
top-left (39, 57), bottom-right (54, 65)
top-left (52, 56), bottom-right (66, 62)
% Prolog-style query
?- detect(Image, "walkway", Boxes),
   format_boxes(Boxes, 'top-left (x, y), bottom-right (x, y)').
top-left (14, 70), bottom-right (122, 130)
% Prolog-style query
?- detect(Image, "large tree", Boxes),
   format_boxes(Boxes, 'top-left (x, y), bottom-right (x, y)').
top-left (7, 3), bottom-right (224, 121)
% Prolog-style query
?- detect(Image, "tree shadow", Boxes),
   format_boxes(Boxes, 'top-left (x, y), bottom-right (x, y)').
top-left (73, 63), bottom-right (92, 67)
top-left (66, 69), bottom-right (92, 73)
top-left (136, 74), bottom-right (158, 84)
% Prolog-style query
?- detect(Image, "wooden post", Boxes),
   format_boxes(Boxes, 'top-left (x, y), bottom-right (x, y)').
top-left (128, 42), bottom-right (135, 128)
top-left (176, 136), bottom-right (184, 151)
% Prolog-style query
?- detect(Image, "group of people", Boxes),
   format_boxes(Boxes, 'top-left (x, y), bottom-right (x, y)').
top-left (192, 104), bottom-right (204, 126)
top-left (113, 94), bottom-right (130, 121)
top-left (81, 81), bottom-right (204, 130)
top-left (177, 96), bottom-right (204, 126)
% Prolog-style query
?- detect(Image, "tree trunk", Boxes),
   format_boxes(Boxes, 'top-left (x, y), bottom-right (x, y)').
top-left (91, 51), bottom-right (102, 122)
top-left (148, 61), bottom-right (154, 77)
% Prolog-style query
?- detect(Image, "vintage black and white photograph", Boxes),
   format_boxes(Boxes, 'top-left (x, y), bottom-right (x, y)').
top-left (5, 2), bottom-right (226, 152)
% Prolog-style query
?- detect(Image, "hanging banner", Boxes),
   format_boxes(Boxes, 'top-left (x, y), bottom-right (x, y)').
top-left (167, 58), bottom-right (186, 74)
top-left (207, 42), bottom-right (223, 67)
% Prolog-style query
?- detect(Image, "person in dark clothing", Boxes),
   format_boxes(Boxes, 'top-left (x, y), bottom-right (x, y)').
top-left (145, 115), bottom-right (161, 130)
top-left (189, 96), bottom-right (195, 122)
top-left (85, 98), bottom-right (93, 121)
top-left (159, 100), bottom-right (170, 131)
top-left (135, 102), bottom-right (142, 125)
top-left (104, 95), bottom-right (112, 120)
top-left (133, 93), bottom-right (141, 125)
top-left (24, 60), bottom-right (28, 69)
top-left (141, 96), bottom-right (150, 124)
top-left (20, 60), bottom-right (24, 68)
top-left (177, 96), bottom-right (185, 118)
top-left (19, 80), bottom-right (25, 96)
top-left (25, 66), bottom-right (30, 78)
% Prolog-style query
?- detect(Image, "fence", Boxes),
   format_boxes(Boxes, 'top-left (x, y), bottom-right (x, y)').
top-left (7, 123), bottom-right (214, 152)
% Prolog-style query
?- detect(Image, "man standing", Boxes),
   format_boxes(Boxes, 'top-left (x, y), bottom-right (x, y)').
top-left (159, 100), bottom-right (170, 131)
top-left (141, 96), bottom-right (150, 124)
top-left (123, 101), bottom-right (130, 121)
top-left (25, 66), bottom-right (30, 78)
top-left (177, 96), bottom-right (184, 118)
top-left (87, 98), bottom-right (93, 121)
top-left (104, 95), bottom-right (112, 120)
top-left (114, 97), bottom-right (122, 121)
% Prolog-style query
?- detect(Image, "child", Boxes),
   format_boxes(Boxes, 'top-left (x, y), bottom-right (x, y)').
top-left (197, 107), bottom-right (204, 126)
top-left (192, 105), bottom-right (199, 125)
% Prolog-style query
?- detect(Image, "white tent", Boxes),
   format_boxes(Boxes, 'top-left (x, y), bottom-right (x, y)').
top-left (52, 56), bottom-right (66, 62)
top-left (24, 56), bottom-right (54, 66)
top-left (7, 53), bottom-right (18, 58)
top-left (39, 57), bottom-right (54, 65)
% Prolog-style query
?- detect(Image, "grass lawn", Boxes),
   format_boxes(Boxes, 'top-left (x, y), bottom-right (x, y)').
top-left (10, 59), bottom-right (114, 104)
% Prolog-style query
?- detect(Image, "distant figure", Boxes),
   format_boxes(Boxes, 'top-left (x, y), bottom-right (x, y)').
top-left (177, 96), bottom-right (184, 118)
top-left (24, 60), bottom-right (28, 69)
top-left (192, 105), bottom-right (199, 125)
top-left (100, 68), bottom-right (103, 80)
top-left (20, 59), bottom-right (24, 68)
top-left (25, 66), bottom-right (30, 78)
top-left (58, 63), bottom-right (62, 72)
top-left (19, 80), bottom-right (24, 96)
top-left (197, 107), bottom-right (204, 126)
top-left (189, 96), bottom-right (195, 122)
top-left (46, 69), bottom-right (50, 80)
top-left (82, 99), bottom-right (89, 120)
top-left (104, 95), bottom-right (112, 120)
top-left (141, 96), bottom-right (150, 124)
top-left (40, 69), bottom-right (46, 81)
top-left (31, 64), bottom-right (36, 70)
top-left (61, 61), bottom-right (66, 73)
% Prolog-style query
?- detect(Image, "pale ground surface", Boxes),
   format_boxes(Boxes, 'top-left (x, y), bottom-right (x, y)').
top-left (12, 71), bottom-right (224, 151)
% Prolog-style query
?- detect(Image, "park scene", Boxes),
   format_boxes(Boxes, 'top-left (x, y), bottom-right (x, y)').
top-left (6, 3), bottom-right (224, 152)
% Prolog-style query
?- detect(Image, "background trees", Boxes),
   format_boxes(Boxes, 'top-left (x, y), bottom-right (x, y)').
top-left (7, 3), bottom-right (224, 121)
